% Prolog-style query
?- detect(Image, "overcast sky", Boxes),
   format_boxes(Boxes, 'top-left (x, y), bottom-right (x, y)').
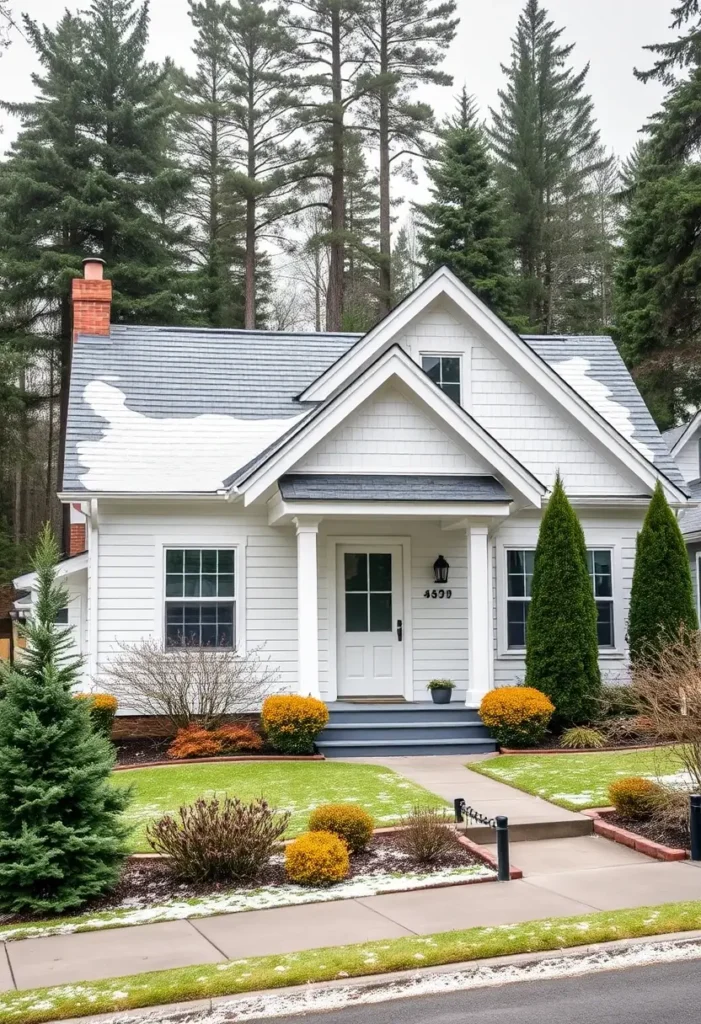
top-left (0, 0), bottom-right (675, 162)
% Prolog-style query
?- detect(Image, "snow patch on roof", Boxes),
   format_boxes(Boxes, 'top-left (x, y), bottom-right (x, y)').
top-left (77, 381), bottom-right (305, 492)
top-left (551, 356), bottom-right (655, 462)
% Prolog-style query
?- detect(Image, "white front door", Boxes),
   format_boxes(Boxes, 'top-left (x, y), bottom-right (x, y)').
top-left (337, 545), bottom-right (404, 698)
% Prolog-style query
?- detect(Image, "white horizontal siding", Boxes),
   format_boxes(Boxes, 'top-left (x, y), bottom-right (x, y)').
top-left (297, 384), bottom-right (488, 474)
top-left (675, 434), bottom-right (700, 483)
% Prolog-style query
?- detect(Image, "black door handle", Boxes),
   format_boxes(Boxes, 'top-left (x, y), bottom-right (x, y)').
top-left (397, 619), bottom-right (403, 641)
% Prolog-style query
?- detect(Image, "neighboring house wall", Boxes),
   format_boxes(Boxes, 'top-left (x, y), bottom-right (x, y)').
top-left (675, 432), bottom-right (701, 483)
top-left (399, 307), bottom-right (644, 496)
top-left (690, 543), bottom-right (701, 622)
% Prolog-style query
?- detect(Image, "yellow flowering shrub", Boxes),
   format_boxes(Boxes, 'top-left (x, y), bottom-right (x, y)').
top-left (284, 830), bottom-right (350, 885)
top-left (75, 692), bottom-right (118, 739)
top-left (261, 695), bottom-right (329, 754)
top-left (308, 803), bottom-right (374, 852)
top-left (608, 777), bottom-right (664, 820)
top-left (479, 686), bottom-right (554, 748)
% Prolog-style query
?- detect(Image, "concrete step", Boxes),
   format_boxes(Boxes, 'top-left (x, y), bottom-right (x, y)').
top-left (326, 703), bottom-right (482, 724)
top-left (316, 737), bottom-right (498, 758)
top-left (321, 722), bottom-right (489, 742)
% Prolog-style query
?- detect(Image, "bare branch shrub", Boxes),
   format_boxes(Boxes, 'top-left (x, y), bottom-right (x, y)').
top-left (398, 806), bottom-right (458, 864)
top-left (101, 639), bottom-right (278, 731)
top-left (631, 626), bottom-right (701, 791)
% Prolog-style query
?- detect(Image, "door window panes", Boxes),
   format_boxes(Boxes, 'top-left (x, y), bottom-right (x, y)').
top-left (344, 552), bottom-right (393, 633)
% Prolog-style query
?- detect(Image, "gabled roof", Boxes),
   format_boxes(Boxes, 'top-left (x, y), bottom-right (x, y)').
top-left (61, 267), bottom-right (686, 499)
top-left (278, 474), bottom-right (511, 502)
top-left (663, 411), bottom-right (701, 457)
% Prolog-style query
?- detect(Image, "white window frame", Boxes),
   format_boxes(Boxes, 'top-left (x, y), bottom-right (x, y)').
top-left (497, 540), bottom-right (624, 659)
top-left (419, 352), bottom-right (463, 407)
top-left (155, 540), bottom-right (246, 654)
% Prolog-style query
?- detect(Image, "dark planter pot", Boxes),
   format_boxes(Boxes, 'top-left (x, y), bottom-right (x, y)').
top-left (430, 688), bottom-right (452, 705)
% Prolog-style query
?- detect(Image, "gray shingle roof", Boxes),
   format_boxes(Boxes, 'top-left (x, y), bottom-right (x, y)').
top-left (663, 424), bottom-right (687, 451)
top-left (679, 478), bottom-right (701, 537)
top-left (63, 322), bottom-right (686, 496)
top-left (524, 335), bottom-right (686, 491)
top-left (278, 474), bottom-right (512, 502)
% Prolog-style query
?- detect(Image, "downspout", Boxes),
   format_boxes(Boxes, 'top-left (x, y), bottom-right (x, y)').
top-left (87, 498), bottom-right (99, 683)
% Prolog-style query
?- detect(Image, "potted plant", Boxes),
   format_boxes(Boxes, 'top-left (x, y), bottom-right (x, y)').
top-left (427, 679), bottom-right (456, 705)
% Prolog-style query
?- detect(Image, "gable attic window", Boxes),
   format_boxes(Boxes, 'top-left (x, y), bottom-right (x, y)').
top-left (164, 549), bottom-right (235, 648)
top-left (421, 355), bottom-right (461, 404)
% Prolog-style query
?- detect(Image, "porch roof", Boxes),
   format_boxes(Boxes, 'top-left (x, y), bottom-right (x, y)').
top-left (278, 474), bottom-right (511, 502)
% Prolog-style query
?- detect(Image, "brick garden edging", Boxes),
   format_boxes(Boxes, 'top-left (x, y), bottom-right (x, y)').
top-left (113, 753), bottom-right (325, 771)
top-left (582, 808), bottom-right (688, 861)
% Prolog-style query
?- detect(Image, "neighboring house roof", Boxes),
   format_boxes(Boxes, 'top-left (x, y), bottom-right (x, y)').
top-left (678, 477), bottom-right (701, 538)
top-left (62, 270), bottom-right (685, 498)
top-left (662, 411), bottom-right (701, 457)
top-left (278, 474), bottom-right (512, 502)
top-left (663, 423), bottom-right (688, 452)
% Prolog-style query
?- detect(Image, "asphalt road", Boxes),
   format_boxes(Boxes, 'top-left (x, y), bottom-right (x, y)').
top-left (245, 959), bottom-right (701, 1024)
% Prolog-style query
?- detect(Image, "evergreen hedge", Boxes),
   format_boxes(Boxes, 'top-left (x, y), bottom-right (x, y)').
top-left (628, 482), bottom-right (698, 662)
top-left (0, 526), bottom-right (131, 913)
top-left (525, 475), bottom-right (601, 725)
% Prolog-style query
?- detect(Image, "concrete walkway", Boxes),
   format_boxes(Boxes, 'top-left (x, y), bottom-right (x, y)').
top-left (351, 754), bottom-right (592, 840)
top-left (6, 837), bottom-right (701, 993)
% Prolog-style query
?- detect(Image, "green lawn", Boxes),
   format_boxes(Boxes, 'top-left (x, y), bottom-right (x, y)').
top-left (112, 761), bottom-right (447, 852)
top-left (469, 747), bottom-right (686, 810)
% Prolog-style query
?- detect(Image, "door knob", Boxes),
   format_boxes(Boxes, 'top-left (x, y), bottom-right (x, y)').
top-left (397, 619), bottom-right (403, 641)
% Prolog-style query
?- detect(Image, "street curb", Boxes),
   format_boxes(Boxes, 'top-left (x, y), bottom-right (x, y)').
top-left (42, 928), bottom-right (701, 1024)
top-left (582, 808), bottom-right (688, 861)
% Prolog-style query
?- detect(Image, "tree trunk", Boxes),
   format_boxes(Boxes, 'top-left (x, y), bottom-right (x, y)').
top-left (244, 54), bottom-right (257, 330)
top-left (326, 5), bottom-right (345, 332)
top-left (377, 0), bottom-right (391, 318)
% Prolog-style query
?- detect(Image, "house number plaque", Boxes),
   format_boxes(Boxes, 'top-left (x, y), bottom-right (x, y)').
top-left (424, 589), bottom-right (452, 599)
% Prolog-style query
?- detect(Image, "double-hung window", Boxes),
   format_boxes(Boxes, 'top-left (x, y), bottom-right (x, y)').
top-left (421, 355), bottom-right (461, 404)
top-left (505, 547), bottom-right (615, 650)
top-left (164, 548), bottom-right (235, 648)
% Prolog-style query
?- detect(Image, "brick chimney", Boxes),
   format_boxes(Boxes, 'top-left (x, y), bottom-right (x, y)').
top-left (68, 504), bottom-right (86, 556)
top-left (72, 258), bottom-right (112, 341)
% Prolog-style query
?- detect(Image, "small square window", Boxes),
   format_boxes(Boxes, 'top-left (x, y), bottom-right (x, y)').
top-left (421, 355), bottom-right (461, 404)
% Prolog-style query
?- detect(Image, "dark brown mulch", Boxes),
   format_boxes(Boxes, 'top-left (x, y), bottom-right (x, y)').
top-left (115, 738), bottom-right (171, 765)
top-left (532, 731), bottom-right (649, 751)
top-left (603, 811), bottom-right (690, 851)
top-left (1, 831), bottom-right (483, 926)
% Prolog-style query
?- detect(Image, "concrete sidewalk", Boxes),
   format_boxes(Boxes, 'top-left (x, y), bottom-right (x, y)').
top-left (351, 754), bottom-right (592, 840)
top-left (6, 837), bottom-right (701, 993)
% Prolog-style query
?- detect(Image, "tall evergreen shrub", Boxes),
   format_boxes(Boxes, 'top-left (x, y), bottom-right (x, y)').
top-left (0, 526), bottom-right (131, 913)
top-left (525, 474), bottom-right (601, 724)
top-left (628, 482), bottom-right (698, 663)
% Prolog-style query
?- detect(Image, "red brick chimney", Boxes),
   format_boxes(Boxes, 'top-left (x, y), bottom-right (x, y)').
top-left (72, 258), bottom-right (112, 341)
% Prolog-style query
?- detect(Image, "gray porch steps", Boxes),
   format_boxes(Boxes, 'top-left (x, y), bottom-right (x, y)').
top-left (316, 702), bottom-right (497, 758)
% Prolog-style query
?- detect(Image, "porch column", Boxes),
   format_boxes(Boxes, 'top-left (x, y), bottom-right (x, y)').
top-left (466, 524), bottom-right (493, 708)
top-left (294, 517), bottom-right (321, 699)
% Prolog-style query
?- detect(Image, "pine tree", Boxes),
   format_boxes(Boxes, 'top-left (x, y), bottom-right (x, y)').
top-left (489, 0), bottom-right (601, 333)
top-left (628, 483), bottom-right (698, 663)
top-left (615, 3), bottom-right (701, 425)
top-left (224, 0), bottom-right (302, 329)
top-left (343, 133), bottom-right (380, 331)
top-left (525, 475), bottom-right (601, 725)
top-left (416, 90), bottom-right (515, 321)
top-left (0, 526), bottom-right (130, 913)
top-left (391, 221), bottom-right (419, 305)
top-left (79, 0), bottom-right (190, 324)
top-left (176, 0), bottom-right (245, 327)
top-left (357, 0), bottom-right (457, 316)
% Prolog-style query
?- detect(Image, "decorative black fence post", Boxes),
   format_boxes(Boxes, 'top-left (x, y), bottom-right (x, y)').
top-left (453, 798), bottom-right (511, 881)
top-left (690, 795), bottom-right (701, 861)
top-left (495, 816), bottom-right (510, 881)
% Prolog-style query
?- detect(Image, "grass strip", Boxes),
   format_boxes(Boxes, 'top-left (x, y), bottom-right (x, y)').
top-left (5, 900), bottom-right (701, 1024)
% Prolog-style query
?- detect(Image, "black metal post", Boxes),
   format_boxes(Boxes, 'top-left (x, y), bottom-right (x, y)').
top-left (495, 815), bottom-right (510, 881)
top-left (454, 798), bottom-right (465, 824)
top-left (690, 796), bottom-right (701, 861)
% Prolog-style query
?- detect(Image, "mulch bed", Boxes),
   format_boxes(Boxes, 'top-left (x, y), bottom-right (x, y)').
top-left (0, 832), bottom-right (484, 927)
top-left (113, 739), bottom-right (323, 768)
top-left (601, 810), bottom-right (689, 852)
top-left (115, 738), bottom-right (171, 766)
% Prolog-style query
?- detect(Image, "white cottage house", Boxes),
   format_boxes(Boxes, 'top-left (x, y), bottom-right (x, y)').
top-left (13, 259), bottom-right (693, 755)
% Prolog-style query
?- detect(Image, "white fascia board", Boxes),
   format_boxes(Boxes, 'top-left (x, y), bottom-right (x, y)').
top-left (299, 266), bottom-right (686, 503)
top-left (671, 411), bottom-right (701, 456)
top-left (58, 491), bottom-right (227, 502)
top-left (269, 499), bottom-right (512, 525)
top-left (14, 551), bottom-right (89, 590)
top-left (242, 347), bottom-right (546, 508)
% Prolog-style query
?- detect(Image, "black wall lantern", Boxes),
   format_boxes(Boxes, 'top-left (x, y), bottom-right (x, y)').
top-left (433, 554), bottom-right (450, 584)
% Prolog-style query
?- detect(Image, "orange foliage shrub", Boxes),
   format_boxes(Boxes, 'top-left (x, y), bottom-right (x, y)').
top-left (216, 723), bottom-right (263, 753)
top-left (167, 725), bottom-right (223, 760)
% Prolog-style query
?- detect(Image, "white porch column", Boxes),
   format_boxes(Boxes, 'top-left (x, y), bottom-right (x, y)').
top-left (294, 517), bottom-right (321, 699)
top-left (466, 524), bottom-right (493, 708)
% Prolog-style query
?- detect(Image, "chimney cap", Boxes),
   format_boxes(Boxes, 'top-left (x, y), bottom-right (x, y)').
top-left (82, 257), bottom-right (106, 281)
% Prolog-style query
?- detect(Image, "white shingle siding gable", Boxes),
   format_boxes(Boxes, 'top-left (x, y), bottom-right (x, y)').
top-left (296, 385), bottom-right (490, 475)
top-left (675, 433), bottom-right (701, 483)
